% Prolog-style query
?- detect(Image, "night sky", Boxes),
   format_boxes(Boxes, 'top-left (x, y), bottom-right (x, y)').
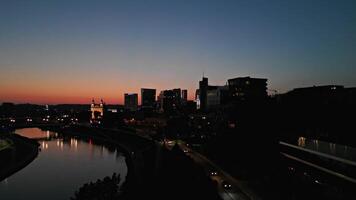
top-left (1, 0), bottom-right (355, 104)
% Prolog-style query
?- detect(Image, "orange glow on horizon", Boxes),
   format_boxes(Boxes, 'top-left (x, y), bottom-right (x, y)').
top-left (0, 62), bottom-right (198, 105)
top-left (0, 88), bottom-right (196, 105)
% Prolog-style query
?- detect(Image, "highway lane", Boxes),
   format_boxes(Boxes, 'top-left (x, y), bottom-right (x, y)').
top-left (211, 175), bottom-right (245, 200)
top-left (281, 152), bottom-right (356, 184)
top-left (163, 140), bottom-right (243, 200)
top-left (176, 142), bottom-right (260, 200)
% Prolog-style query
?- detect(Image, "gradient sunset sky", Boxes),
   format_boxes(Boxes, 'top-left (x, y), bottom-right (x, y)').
top-left (1, 0), bottom-right (355, 104)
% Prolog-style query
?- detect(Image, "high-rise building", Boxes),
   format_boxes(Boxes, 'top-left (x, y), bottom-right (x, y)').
top-left (182, 89), bottom-right (188, 103)
top-left (172, 88), bottom-right (182, 102)
top-left (197, 76), bottom-right (266, 110)
top-left (199, 77), bottom-right (208, 110)
top-left (158, 89), bottom-right (182, 113)
top-left (141, 88), bottom-right (156, 107)
top-left (206, 86), bottom-right (229, 108)
top-left (124, 93), bottom-right (138, 111)
top-left (228, 77), bottom-right (267, 100)
top-left (158, 90), bottom-right (173, 113)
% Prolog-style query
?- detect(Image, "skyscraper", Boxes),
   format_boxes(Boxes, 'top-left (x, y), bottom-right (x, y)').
top-left (182, 89), bottom-right (188, 103)
top-left (141, 88), bottom-right (156, 107)
top-left (157, 89), bottom-right (183, 113)
top-left (172, 88), bottom-right (182, 102)
top-left (227, 77), bottom-right (267, 100)
top-left (124, 93), bottom-right (138, 111)
top-left (199, 77), bottom-right (208, 111)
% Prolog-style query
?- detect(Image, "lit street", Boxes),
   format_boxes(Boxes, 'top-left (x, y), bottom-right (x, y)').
top-left (178, 143), bottom-right (259, 200)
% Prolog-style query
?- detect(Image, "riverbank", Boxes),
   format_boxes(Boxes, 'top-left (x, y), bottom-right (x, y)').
top-left (55, 125), bottom-right (223, 200)
top-left (51, 125), bottom-right (154, 199)
top-left (0, 134), bottom-right (39, 181)
top-left (0, 139), bottom-right (13, 152)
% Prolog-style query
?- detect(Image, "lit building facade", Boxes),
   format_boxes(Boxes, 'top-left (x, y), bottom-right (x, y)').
top-left (206, 86), bottom-right (229, 108)
top-left (196, 77), bottom-right (229, 110)
top-left (90, 99), bottom-right (105, 123)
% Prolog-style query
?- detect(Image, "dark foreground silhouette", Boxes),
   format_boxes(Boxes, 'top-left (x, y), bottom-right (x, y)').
top-left (70, 144), bottom-right (222, 200)
top-left (71, 173), bottom-right (122, 200)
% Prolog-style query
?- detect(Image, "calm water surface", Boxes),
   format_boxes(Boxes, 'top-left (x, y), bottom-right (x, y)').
top-left (0, 128), bottom-right (127, 200)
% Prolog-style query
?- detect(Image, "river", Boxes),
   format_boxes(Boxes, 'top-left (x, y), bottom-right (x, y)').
top-left (0, 127), bottom-right (128, 200)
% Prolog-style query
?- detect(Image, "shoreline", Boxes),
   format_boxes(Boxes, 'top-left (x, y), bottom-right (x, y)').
top-left (0, 134), bottom-right (39, 182)
top-left (51, 126), bottom-right (146, 198)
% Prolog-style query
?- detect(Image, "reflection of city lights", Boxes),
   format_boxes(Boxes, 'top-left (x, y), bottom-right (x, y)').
top-left (70, 138), bottom-right (78, 149)
top-left (57, 140), bottom-right (60, 147)
top-left (45, 143), bottom-right (48, 149)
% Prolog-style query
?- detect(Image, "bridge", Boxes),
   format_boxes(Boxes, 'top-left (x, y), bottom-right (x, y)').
top-left (279, 139), bottom-right (356, 184)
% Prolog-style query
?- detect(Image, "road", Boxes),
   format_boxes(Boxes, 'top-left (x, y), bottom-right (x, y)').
top-left (280, 141), bottom-right (356, 184)
top-left (167, 141), bottom-right (261, 200)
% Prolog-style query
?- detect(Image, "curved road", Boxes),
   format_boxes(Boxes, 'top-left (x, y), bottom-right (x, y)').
top-left (166, 141), bottom-right (261, 200)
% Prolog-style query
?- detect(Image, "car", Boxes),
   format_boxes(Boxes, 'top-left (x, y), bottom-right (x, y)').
top-left (210, 171), bottom-right (218, 176)
top-left (222, 181), bottom-right (232, 189)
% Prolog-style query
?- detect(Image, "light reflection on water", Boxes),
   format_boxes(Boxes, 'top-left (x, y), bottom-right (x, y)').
top-left (0, 128), bottom-right (127, 200)
top-left (16, 127), bottom-right (56, 139)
